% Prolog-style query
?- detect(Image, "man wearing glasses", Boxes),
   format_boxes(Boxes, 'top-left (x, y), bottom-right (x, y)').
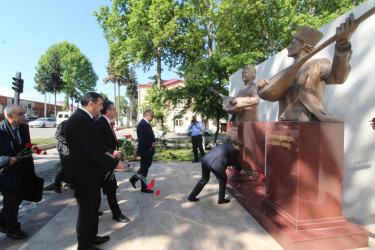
top-left (0, 104), bottom-right (34, 239)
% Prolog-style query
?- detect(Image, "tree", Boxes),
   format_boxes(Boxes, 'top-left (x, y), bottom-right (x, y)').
top-left (34, 45), bottom-right (65, 115)
top-left (56, 41), bottom-right (98, 110)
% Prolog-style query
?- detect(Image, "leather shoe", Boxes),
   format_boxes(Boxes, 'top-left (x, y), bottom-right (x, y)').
top-left (188, 197), bottom-right (199, 202)
top-left (192, 159), bottom-right (199, 163)
top-left (93, 235), bottom-right (110, 245)
top-left (141, 189), bottom-right (153, 193)
top-left (54, 183), bottom-right (62, 193)
top-left (218, 198), bottom-right (230, 204)
top-left (113, 214), bottom-right (131, 223)
top-left (129, 178), bottom-right (136, 189)
top-left (7, 230), bottom-right (27, 239)
top-left (87, 247), bottom-right (102, 250)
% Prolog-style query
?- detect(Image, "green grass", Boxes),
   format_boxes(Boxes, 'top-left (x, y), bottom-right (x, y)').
top-left (153, 148), bottom-right (207, 161)
top-left (31, 138), bottom-right (57, 146)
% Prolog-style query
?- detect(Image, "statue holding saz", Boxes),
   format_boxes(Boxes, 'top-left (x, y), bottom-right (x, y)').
top-left (211, 65), bottom-right (260, 122)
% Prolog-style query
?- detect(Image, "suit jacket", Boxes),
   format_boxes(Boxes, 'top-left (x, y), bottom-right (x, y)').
top-left (95, 116), bottom-right (117, 154)
top-left (279, 44), bottom-right (352, 122)
top-left (202, 142), bottom-right (243, 178)
top-left (55, 120), bottom-right (69, 155)
top-left (64, 109), bottom-right (118, 185)
top-left (136, 118), bottom-right (155, 158)
top-left (0, 120), bottom-right (36, 190)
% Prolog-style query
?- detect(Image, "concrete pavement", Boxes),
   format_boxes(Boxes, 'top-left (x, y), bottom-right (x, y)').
top-left (0, 158), bottom-right (283, 250)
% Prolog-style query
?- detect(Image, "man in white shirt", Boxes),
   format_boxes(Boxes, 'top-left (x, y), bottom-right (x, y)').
top-left (188, 114), bottom-right (205, 163)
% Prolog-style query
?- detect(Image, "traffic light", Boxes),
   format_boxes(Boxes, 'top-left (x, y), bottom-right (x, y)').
top-left (12, 72), bottom-right (23, 93)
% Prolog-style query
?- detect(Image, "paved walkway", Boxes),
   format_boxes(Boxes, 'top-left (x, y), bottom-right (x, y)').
top-left (0, 160), bottom-right (283, 250)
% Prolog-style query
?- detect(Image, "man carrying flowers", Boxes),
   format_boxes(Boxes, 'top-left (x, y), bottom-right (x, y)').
top-left (0, 104), bottom-right (36, 239)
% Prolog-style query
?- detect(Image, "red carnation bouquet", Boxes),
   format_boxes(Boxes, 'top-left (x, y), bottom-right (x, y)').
top-left (0, 143), bottom-right (47, 172)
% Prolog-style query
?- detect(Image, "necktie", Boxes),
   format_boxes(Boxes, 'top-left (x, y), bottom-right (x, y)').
top-left (110, 122), bottom-right (118, 149)
top-left (14, 128), bottom-right (21, 145)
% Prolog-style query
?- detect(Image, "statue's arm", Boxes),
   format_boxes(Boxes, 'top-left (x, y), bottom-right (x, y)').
top-left (327, 13), bottom-right (355, 85)
top-left (231, 95), bottom-right (260, 107)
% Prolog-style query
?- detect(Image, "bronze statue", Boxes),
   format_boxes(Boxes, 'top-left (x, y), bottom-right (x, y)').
top-left (257, 14), bottom-right (356, 122)
top-left (212, 65), bottom-right (260, 122)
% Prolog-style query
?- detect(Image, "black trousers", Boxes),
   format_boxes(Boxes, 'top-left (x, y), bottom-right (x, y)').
top-left (188, 162), bottom-right (227, 201)
top-left (130, 155), bottom-right (153, 190)
top-left (0, 188), bottom-right (22, 234)
top-left (55, 152), bottom-right (68, 187)
top-left (102, 176), bottom-right (121, 217)
top-left (75, 182), bottom-right (101, 249)
top-left (191, 135), bottom-right (205, 160)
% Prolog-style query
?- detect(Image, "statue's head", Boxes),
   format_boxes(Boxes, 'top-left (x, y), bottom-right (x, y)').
top-left (242, 65), bottom-right (256, 84)
top-left (288, 26), bottom-right (323, 57)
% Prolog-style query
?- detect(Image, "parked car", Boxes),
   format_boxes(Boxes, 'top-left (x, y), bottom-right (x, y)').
top-left (24, 116), bottom-right (38, 124)
top-left (187, 129), bottom-right (212, 136)
top-left (56, 111), bottom-right (72, 125)
top-left (29, 117), bottom-right (56, 128)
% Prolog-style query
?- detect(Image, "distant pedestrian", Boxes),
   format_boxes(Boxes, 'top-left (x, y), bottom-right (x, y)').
top-left (188, 140), bottom-right (246, 204)
top-left (188, 114), bottom-right (205, 162)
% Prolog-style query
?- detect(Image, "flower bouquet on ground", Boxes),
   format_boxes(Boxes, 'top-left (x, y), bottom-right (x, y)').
top-left (0, 143), bottom-right (47, 173)
top-left (227, 166), bottom-right (265, 183)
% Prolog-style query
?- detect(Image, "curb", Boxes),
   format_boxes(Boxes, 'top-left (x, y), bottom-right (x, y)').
top-left (37, 143), bottom-right (57, 150)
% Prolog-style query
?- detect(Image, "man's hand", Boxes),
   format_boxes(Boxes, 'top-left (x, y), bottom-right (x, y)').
top-left (152, 142), bottom-right (157, 148)
top-left (336, 13), bottom-right (356, 45)
top-left (256, 78), bottom-right (270, 90)
top-left (113, 150), bottom-right (122, 159)
top-left (9, 157), bottom-right (18, 166)
top-left (115, 161), bottom-right (127, 172)
top-left (105, 152), bottom-right (115, 159)
top-left (239, 169), bottom-right (246, 175)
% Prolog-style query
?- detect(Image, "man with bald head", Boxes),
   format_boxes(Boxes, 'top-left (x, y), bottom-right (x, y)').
top-left (0, 104), bottom-right (35, 239)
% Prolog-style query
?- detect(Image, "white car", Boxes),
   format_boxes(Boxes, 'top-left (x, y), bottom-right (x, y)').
top-left (29, 117), bottom-right (56, 128)
top-left (187, 129), bottom-right (212, 136)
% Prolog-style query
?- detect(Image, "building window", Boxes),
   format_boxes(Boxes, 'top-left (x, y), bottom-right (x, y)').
top-left (176, 99), bottom-right (184, 108)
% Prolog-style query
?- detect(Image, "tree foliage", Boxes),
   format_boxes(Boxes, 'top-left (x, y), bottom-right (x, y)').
top-left (35, 42), bottom-right (98, 111)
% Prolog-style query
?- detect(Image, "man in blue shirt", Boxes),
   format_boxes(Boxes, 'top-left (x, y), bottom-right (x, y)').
top-left (188, 114), bottom-right (205, 163)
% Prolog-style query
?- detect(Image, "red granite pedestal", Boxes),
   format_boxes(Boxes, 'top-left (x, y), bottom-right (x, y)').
top-left (226, 122), bottom-right (369, 250)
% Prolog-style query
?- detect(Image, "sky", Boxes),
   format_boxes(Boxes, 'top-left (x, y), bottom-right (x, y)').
top-left (0, 0), bottom-right (180, 104)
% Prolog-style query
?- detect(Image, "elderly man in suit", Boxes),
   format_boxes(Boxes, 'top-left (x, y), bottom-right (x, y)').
top-left (188, 139), bottom-right (247, 204)
top-left (65, 92), bottom-right (128, 250)
top-left (129, 109), bottom-right (156, 193)
top-left (96, 100), bottom-right (130, 223)
top-left (0, 104), bottom-right (35, 239)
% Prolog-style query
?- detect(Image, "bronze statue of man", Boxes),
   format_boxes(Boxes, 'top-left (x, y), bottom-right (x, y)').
top-left (257, 14), bottom-right (356, 122)
top-left (212, 65), bottom-right (260, 122)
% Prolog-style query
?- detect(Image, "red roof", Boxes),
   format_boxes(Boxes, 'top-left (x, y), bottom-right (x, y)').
top-left (140, 78), bottom-right (184, 87)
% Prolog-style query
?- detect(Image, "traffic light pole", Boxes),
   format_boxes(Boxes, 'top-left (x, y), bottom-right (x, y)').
top-left (12, 71), bottom-right (24, 105)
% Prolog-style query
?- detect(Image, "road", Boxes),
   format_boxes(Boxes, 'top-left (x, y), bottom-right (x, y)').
top-left (30, 127), bottom-right (57, 139)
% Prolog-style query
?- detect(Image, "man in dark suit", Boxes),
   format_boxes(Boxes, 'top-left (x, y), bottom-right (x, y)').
top-left (129, 109), bottom-right (156, 193)
top-left (96, 100), bottom-right (130, 223)
top-left (0, 104), bottom-right (35, 239)
top-left (188, 140), bottom-right (247, 204)
top-left (65, 92), bottom-right (128, 250)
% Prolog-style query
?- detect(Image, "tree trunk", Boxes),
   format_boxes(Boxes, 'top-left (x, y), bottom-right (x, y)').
top-left (155, 115), bottom-right (163, 131)
top-left (156, 46), bottom-right (162, 89)
top-left (54, 91), bottom-right (57, 116)
top-left (117, 82), bottom-right (121, 126)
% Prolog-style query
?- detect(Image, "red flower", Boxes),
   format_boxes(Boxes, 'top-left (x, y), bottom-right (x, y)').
top-left (36, 148), bottom-right (42, 155)
top-left (163, 131), bottom-right (167, 135)
top-left (25, 142), bottom-right (33, 148)
top-left (147, 179), bottom-right (155, 190)
top-left (33, 146), bottom-right (39, 150)
top-left (43, 151), bottom-right (47, 155)
top-left (110, 122), bottom-right (115, 127)
top-left (155, 189), bottom-right (160, 196)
